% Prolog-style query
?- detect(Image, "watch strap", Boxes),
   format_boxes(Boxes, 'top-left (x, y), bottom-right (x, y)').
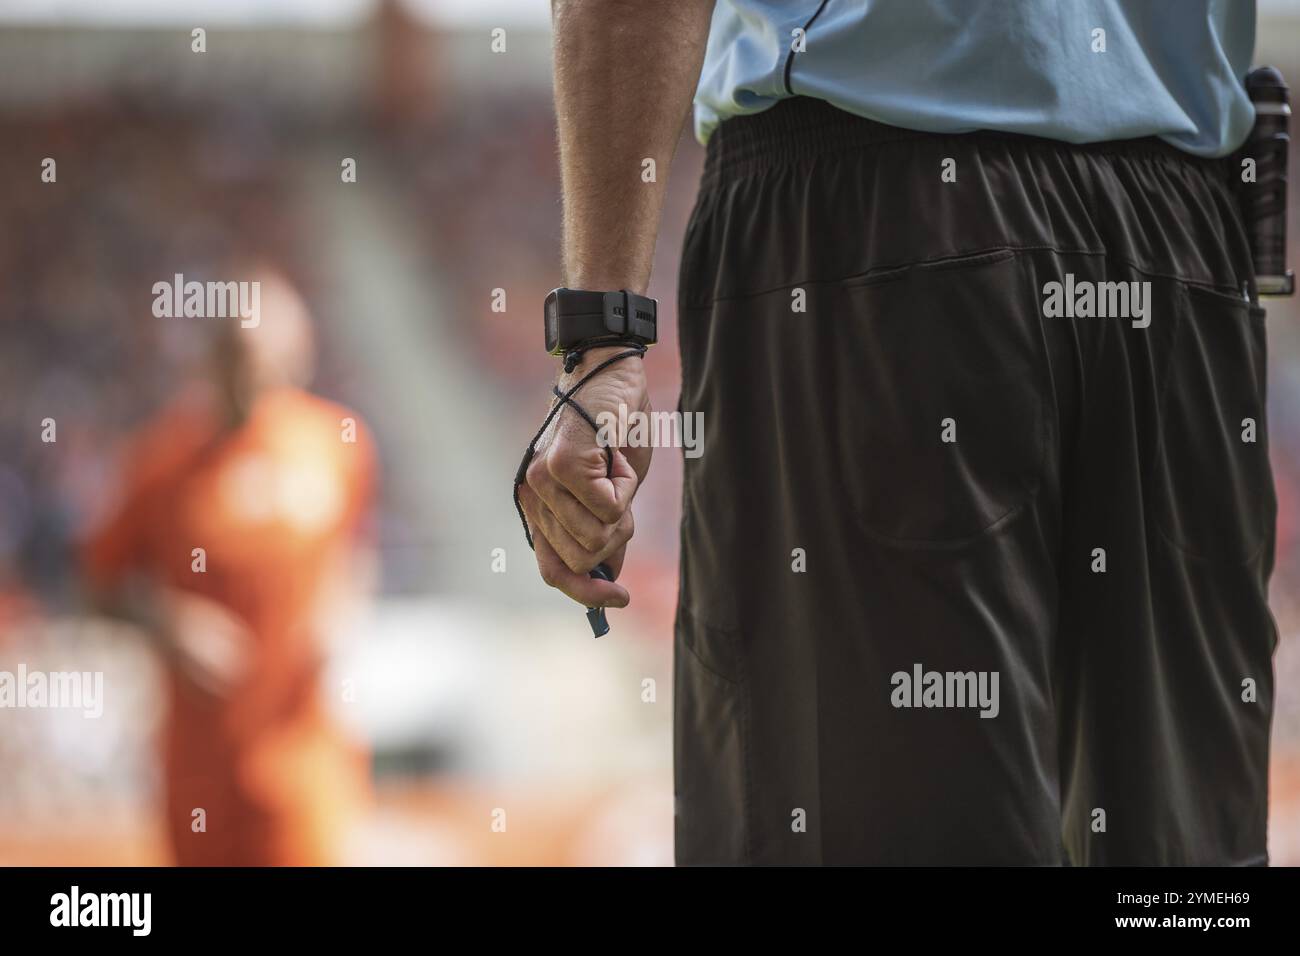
top-left (546, 288), bottom-right (657, 354)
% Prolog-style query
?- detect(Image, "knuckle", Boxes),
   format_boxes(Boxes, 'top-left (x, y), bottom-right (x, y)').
top-left (516, 483), bottom-right (536, 513)
top-left (545, 444), bottom-right (575, 481)
top-left (525, 458), bottom-right (549, 491)
top-left (537, 561), bottom-right (562, 589)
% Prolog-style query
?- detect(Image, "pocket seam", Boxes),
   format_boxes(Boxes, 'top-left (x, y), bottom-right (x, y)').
top-left (678, 602), bottom-right (744, 686)
top-left (841, 248), bottom-right (1019, 289)
top-left (675, 603), bottom-right (753, 864)
top-left (681, 626), bottom-right (742, 687)
top-left (1182, 281), bottom-right (1256, 312)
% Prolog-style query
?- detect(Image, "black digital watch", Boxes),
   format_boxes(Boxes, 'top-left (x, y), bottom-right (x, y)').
top-left (544, 287), bottom-right (657, 356)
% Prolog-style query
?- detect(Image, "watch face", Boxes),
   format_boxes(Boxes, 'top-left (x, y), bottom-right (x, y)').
top-left (544, 291), bottom-right (559, 352)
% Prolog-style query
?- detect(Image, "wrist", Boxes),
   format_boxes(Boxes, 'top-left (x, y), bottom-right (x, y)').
top-left (558, 343), bottom-right (647, 388)
top-left (564, 272), bottom-right (649, 297)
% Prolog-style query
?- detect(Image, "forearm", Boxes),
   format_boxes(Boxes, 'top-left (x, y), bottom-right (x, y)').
top-left (551, 0), bottom-right (715, 294)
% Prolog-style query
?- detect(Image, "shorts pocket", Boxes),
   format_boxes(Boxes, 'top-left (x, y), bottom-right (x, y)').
top-left (1155, 285), bottom-right (1272, 563)
top-left (673, 604), bottom-right (749, 864)
top-left (837, 249), bottom-right (1050, 547)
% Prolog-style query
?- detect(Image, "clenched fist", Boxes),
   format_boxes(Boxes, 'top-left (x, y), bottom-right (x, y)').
top-left (519, 345), bottom-right (652, 609)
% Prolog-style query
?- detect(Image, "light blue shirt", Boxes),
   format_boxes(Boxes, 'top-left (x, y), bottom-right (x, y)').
top-left (694, 0), bottom-right (1256, 157)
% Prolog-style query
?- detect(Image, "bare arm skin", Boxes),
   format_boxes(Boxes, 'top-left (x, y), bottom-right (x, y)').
top-left (521, 0), bottom-right (715, 608)
top-left (552, 0), bottom-right (716, 293)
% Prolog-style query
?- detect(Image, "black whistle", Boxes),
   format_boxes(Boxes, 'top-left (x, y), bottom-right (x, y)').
top-left (586, 563), bottom-right (614, 637)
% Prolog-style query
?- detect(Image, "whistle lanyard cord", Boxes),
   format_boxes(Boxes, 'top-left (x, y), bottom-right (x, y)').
top-left (512, 344), bottom-right (646, 551)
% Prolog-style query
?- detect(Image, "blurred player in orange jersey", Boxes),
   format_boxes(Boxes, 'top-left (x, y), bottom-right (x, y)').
top-left (82, 268), bottom-right (377, 866)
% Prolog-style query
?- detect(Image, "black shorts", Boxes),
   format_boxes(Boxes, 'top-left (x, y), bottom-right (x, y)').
top-left (673, 98), bottom-right (1277, 865)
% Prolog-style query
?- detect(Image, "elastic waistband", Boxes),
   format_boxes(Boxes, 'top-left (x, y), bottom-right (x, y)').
top-left (703, 97), bottom-right (1227, 184)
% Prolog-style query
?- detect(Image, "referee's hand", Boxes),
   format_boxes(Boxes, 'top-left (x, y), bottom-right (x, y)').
top-left (519, 345), bottom-right (651, 609)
